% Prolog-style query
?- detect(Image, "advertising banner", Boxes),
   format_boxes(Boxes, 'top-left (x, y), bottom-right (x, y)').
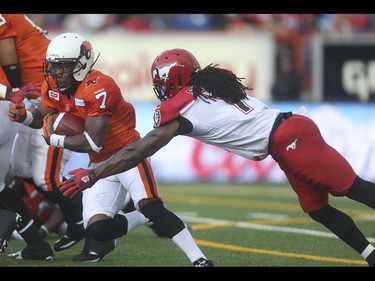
top-left (313, 37), bottom-right (375, 102)
top-left (84, 32), bottom-right (275, 102)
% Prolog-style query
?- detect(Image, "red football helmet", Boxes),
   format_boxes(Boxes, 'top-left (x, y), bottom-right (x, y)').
top-left (151, 48), bottom-right (201, 101)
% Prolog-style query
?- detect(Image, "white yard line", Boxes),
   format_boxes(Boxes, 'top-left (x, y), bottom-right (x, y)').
top-left (177, 212), bottom-right (375, 243)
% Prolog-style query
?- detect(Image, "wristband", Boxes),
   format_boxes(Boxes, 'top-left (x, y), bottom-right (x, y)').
top-left (21, 111), bottom-right (34, 126)
top-left (0, 84), bottom-right (7, 99)
top-left (50, 134), bottom-right (65, 148)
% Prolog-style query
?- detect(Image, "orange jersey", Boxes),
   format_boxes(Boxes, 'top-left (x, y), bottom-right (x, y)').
top-left (21, 179), bottom-right (54, 225)
top-left (41, 70), bottom-right (140, 163)
top-left (0, 14), bottom-right (50, 85)
top-left (0, 67), bottom-right (10, 101)
top-left (0, 66), bottom-right (10, 87)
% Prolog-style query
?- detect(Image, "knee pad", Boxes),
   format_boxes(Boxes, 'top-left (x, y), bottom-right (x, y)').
top-left (86, 215), bottom-right (128, 241)
top-left (142, 200), bottom-right (185, 238)
top-left (86, 220), bottom-right (108, 241)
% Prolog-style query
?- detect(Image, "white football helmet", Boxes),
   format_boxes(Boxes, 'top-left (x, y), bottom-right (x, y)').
top-left (43, 33), bottom-right (97, 92)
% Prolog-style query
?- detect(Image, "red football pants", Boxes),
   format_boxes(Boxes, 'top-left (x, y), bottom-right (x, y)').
top-left (270, 114), bottom-right (356, 213)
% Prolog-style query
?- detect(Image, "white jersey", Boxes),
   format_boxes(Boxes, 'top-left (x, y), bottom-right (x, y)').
top-left (154, 87), bottom-right (280, 161)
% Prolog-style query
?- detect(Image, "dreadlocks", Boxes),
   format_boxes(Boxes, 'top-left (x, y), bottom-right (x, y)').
top-left (187, 64), bottom-right (252, 104)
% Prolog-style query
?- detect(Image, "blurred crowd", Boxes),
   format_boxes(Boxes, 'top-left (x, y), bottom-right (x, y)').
top-left (27, 14), bottom-right (375, 101)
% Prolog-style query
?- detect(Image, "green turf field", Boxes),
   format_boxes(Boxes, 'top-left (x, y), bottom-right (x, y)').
top-left (1, 182), bottom-right (374, 267)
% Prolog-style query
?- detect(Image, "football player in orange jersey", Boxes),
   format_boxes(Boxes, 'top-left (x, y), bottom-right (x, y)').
top-left (0, 67), bottom-right (24, 255)
top-left (5, 174), bottom-right (67, 238)
top-left (0, 14), bottom-right (86, 260)
top-left (9, 32), bottom-right (212, 266)
top-left (0, 15), bottom-right (53, 258)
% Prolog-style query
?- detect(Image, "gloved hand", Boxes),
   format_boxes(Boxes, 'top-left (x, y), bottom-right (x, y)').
top-left (6, 81), bottom-right (42, 104)
top-left (8, 102), bottom-right (26, 123)
top-left (59, 168), bottom-right (98, 198)
top-left (42, 114), bottom-right (55, 145)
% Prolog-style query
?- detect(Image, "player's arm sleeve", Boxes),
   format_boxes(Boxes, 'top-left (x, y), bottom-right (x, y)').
top-left (175, 116), bottom-right (192, 135)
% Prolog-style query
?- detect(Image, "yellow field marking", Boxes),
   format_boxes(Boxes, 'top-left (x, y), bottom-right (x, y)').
top-left (162, 188), bottom-right (374, 266)
top-left (163, 193), bottom-right (301, 210)
top-left (193, 222), bottom-right (236, 231)
top-left (187, 216), bottom-right (373, 266)
top-left (195, 239), bottom-right (367, 266)
top-left (163, 193), bottom-right (375, 217)
top-left (243, 217), bottom-right (312, 225)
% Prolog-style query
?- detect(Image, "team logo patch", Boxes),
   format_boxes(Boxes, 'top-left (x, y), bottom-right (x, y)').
top-left (153, 109), bottom-right (161, 127)
top-left (286, 138), bottom-right (298, 151)
top-left (75, 98), bottom-right (85, 107)
top-left (48, 90), bottom-right (60, 101)
top-left (86, 77), bottom-right (98, 87)
top-left (153, 62), bottom-right (177, 82)
top-left (81, 175), bottom-right (90, 183)
top-left (81, 41), bottom-right (92, 60)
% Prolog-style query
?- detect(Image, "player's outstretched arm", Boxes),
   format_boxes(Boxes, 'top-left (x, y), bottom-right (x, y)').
top-left (0, 81), bottom-right (42, 104)
top-left (99, 119), bottom-right (179, 176)
top-left (59, 120), bottom-right (180, 197)
top-left (60, 168), bottom-right (97, 197)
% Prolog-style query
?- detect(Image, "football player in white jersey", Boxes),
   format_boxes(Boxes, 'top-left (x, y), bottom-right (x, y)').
top-left (61, 48), bottom-right (375, 266)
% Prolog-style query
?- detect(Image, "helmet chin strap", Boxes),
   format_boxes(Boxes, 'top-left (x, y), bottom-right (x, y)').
top-left (60, 80), bottom-right (80, 99)
top-left (58, 83), bottom-right (72, 92)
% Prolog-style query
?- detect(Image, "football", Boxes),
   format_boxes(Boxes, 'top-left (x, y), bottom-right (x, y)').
top-left (52, 112), bottom-right (85, 136)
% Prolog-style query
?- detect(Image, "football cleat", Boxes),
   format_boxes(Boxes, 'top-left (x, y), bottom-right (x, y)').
top-left (54, 222), bottom-right (85, 251)
top-left (193, 258), bottom-right (214, 267)
top-left (0, 210), bottom-right (22, 254)
top-left (7, 241), bottom-right (54, 260)
top-left (72, 251), bottom-right (101, 262)
top-left (366, 250), bottom-right (375, 267)
top-left (54, 234), bottom-right (84, 251)
top-left (73, 238), bottom-right (117, 262)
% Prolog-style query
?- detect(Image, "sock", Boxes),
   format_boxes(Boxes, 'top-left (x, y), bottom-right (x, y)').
top-left (361, 244), bottom-right (375, 259)
top-left (123, 210), bottom-right (149, 233)
top-left (171, 227), bottom-right (207, 263)
top-left (309, 205), bottom-right (369, 254)
top-left (362, 245), bottom-right (375, 267)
